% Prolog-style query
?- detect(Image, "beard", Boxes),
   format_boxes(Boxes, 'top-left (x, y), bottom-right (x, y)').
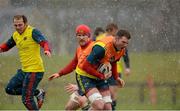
top-left (79, 40), bottom-right (86, 46)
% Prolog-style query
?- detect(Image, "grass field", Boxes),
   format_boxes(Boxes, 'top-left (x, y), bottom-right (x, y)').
top-left (0, 52), bottom-right (180, 110)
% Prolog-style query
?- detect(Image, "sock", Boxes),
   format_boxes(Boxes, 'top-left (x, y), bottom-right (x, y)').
top-left (112, 100), bottom-right (117, 111)
top-left (34, 89), bottom-right (40, 96)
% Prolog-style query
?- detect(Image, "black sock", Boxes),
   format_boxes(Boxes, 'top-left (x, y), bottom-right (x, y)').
top-left (34, 89), bottom-right (40, 96)
top-left (112, 100), bottom-right (117, 111)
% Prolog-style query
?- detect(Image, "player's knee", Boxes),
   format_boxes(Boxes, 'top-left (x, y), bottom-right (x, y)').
top-left (65, 105), bottom-right (71, 110)
top-left (88, 93), bottom-right (102, 103)
top-left (65, 92), bottom-right (80, 110)
top-left (103, 96), bottom-right (112, 103)
top-left (102, 96), bottom-right (112, 110)
top-left (92, 100), bottom-right (104, 110)
top-left (88, 93), bottom-right (104, 110)
top-left (79, 96), bottom-right (89, 108)
top-left (65, 101), bottom-right (79, 110)
top-left (65, 105), bottom-right (69, 110)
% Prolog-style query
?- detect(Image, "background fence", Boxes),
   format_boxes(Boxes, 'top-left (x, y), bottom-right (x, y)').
top-left (0, 81), bottom-right (179, 104)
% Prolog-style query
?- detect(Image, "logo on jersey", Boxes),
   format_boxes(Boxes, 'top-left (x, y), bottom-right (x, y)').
top-left (23, 37), bottom-right (27, 41)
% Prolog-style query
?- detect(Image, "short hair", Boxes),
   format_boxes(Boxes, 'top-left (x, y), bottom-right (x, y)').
top-left (94, 27), bottom-right (105, 36)
top-left (13, 15), bottom-right (28, 23)
top-left (116, 29), bottom-right (131, 39)
top-left (105, 23), bottom-right (118, 32)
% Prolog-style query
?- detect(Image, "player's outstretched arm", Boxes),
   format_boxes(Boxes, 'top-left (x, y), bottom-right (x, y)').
top-left (48, 73), bottom-right (61, 81)
top-left (49, 54), bottom-right (78, 81)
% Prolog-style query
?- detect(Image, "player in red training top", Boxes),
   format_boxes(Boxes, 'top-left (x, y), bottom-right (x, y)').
top-left (49, 24), bottom-right (92, 110)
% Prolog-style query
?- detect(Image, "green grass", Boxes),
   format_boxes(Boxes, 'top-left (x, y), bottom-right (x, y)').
top-left (0, 52), bottom-right (180, 110)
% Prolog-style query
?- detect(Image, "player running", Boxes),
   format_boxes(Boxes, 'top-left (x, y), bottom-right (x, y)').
top-left (75, 29), bottom-right (131, 110)
top-left (48, 24), bottom-right (92, 110)
top-left (0, 15), bottom-right (51, 110)
top-left (94, 23), bottom-right (131, 110)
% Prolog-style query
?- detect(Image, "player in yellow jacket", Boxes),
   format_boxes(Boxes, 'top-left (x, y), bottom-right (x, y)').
top-left (0, 15), bottom-right (51, 110)
top-left (93, 27), bottom-right (105, 41)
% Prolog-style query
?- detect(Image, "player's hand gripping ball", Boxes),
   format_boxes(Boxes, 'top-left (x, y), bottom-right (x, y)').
top-left (98, 62), bottom-right (112, 79)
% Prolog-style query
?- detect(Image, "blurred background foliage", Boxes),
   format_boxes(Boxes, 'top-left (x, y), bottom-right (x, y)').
top-left (0, 0), bottom-right (180, 55)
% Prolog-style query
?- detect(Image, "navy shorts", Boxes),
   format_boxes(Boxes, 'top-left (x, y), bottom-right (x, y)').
top-left (76, 73), bottom-right (109, 96)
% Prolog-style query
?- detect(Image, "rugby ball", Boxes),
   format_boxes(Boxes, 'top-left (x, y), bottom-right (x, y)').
top-left (97, 62), bottom-right (112, 74)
